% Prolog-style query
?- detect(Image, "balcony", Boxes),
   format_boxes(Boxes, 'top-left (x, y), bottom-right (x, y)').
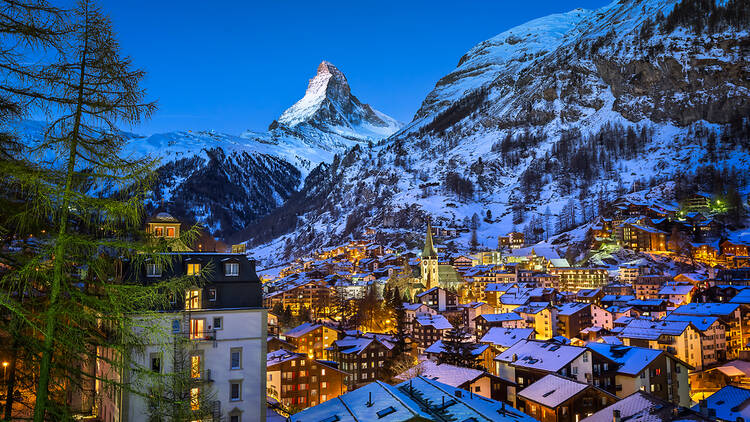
top-left (192, 369), bottom-right (213, 383)
top-left (190, 330), bottom-right (216, 341)
top-left (657, 337), bottom-right (675, 345)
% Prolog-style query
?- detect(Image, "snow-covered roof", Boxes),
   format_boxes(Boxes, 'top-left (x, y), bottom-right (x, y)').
top-left (518, 374), bottom-right (590, 408)
top-left (415, 314), bottom-right (453, 330)
top-left (495, 340), bottom-right (587, 372)
top-left (691, 385), bottom-right (750, 422)
top-left (731, 289), bottom-right (750, 304)
top-left (619, 319), bottom-right (690, 340)
top-left (582, 391), bottom-right (700, 422)
top-left (485, 282), bottom-right (518, 292)
top-left (658, 283), bottom-right (694, 296)
top-left (480, 327), bottom-right (534, 348)
top-left (282, 322), bottom-right (322, 338)
top-left (396, 360), bottom-right (487, 388)
top-left (673, 302), bottom-right (739, 317)
top-left (707, 360), bottom-right (750, 378)
top-left (476, 313), bottom-right (523, 323)
top-left (424, 340), bottom-right (488, 357)
top-left (663, 314), bottom-right (720, 332)
top-left (557, 302), bottom-right (590, 316)
top-left (586, 343), bottom-right (662, 376)
top-left (267, 349), bottom-right (304, 367)
top-left (549, 258), bottom-right (571, 268)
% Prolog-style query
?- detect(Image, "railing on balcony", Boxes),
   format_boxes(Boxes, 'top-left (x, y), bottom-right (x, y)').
top-left (190, 330), bottom-right (216, 341)
top-left (657, 337), bottom-right (676, 345)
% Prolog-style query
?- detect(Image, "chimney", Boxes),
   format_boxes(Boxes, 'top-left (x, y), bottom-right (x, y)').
top-left (613, 409), bottom-right (621, 422)
top-left (366, 391), bottom-right (373, 407)
top-left (512, 353), bottom-right (518, 362)
top-left (699, 399), bottom-right (708, 417)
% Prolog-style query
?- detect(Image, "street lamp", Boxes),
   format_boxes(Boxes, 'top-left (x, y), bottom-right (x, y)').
top-left (2, 361), bottom-right (8, 381)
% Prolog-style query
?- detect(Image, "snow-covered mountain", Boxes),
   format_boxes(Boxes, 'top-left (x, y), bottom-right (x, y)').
top-left (4, 62), bottom-right (402, 237)
top-left (240, 0), bottom-right (750, 266)
top-left (119, 62), bottom-right (402, 236)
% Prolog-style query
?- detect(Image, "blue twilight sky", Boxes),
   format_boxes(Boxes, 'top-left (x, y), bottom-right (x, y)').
top-left (100, 0), bottom-right (609, 136)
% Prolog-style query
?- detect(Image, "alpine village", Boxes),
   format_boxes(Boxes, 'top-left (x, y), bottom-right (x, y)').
top-left (1, 0), bottom-right (750, 421)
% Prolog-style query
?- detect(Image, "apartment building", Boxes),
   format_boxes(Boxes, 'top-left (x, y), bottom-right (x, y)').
top-left (266, 349), bottom-right (347, 410)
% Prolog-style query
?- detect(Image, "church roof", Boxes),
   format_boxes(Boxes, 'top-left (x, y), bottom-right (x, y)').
top-left (422, 221), bottom-right (438, 258)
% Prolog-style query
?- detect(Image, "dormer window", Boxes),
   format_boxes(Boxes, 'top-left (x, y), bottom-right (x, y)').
top-left (187, 263), bottom-right (201, 276)
top-left (146, 263), bottom-right (162, 278)
top-left (225, 262), bottom-right (239, 276)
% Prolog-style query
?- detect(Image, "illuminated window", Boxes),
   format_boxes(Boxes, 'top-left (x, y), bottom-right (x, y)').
top-left (187, 263), bottom-right (201, 276)
top-left (166, 227), bottom-right (175, 237)
top-left (190, 387), bottom-right (200, 411)
top-left (154, 227), bottom-right (163, 236)
top-left (190, 319), bottom-right (205, 339)
top-left (191, 355), bottom-right (201, 378)
top-left (185, 289), bottom-right (201, 310)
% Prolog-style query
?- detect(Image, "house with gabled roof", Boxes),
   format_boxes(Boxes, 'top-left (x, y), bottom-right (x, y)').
top-left (692, 385), bottom-right (750, 422)
top-left (586, 343), bottom-right (692, 406)
top-left (517, 374), bottom-right (618, 422)
top-left (479, 327), bottom-right (534, 351)
top-left (582, 391), bottom-right (712, 422)
top-left (267, 349), bottom-right (347, 410)
top-left (327, 334), bottom-right (397, 391)
top-left (282, 322), bottom-right (339, 360)
top-left (289, 376), bottom-right (536, 422)
top-left (618, 318), bottom-right (703, 369)
top-left (474, 313), bottom-right (526, 337)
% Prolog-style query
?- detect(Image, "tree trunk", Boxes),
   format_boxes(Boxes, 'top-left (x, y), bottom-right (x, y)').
top-left (33, 3), bottom-right (89, 419)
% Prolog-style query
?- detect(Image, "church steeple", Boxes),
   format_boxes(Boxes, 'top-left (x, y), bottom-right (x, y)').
top-left (422, 219), bottom-right (438, 258)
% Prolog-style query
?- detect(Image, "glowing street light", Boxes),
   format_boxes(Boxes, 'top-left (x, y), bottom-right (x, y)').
top-left (2, 361), bottom-right (8, 381)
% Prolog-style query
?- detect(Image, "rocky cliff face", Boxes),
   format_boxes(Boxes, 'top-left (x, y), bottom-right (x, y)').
top-left (242, 0), bottom-right (750, 266)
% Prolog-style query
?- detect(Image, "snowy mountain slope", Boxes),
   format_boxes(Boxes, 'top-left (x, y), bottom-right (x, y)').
top-left (241, 0), bottom-right (750, 267)
top-left (7, 61), bottom-right (402, 237)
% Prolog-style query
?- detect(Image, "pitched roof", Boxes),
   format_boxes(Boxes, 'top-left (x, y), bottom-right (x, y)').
top-left (282, 322), bottom-right (322, 338)
top-left (673, 302), bottom-right (739, 317)
top-left (415, 314), bottom-right (453, 330)
top-left (586, 343), bottom-right (662, 376)
top-left (395, 360), bottom-right (487, 388)
top-left (422, 221), bottom-right (438, 258)
top-left (267, 349), bottom-right (304, 367)
top-left (289, 376), bottom-right (536, 422)
top-left (619, 319), bottom-right (690, 340)
top-left (424, 340), bottom-right (489, 357)
top-left (691, 385), bottom-right (750, 422)
top-left (476, 313), bottom-right (523, 323)
top-left (557, 302), bottom-right (591, 316)
top-left (663, 313), bottom-right (720, 332)
top-left (707, 360), bottom-right (750, 378)
top-left (495, 340), bottom-right (587, 373)
top-left (582, 391), bottom-right (710, 422)
top-left (518, 374), bottom-right (590, 408)
top-left (479, 327), bottom-right (534, 348)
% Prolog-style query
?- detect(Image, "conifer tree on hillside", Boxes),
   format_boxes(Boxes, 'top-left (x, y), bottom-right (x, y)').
top-left (0, 1), bottom-right (202, 420)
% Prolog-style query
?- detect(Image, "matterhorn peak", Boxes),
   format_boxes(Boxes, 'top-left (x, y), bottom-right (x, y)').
top-left (276, 61), bottom-right (401, 140)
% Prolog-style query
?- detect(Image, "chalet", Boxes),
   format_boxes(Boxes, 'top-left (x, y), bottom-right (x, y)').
top-left (626, 299), bottom-right (668, 317)
top-left (602, 283), bottom-right (634, 296)
top-left (658, 283), bottom-right (696, 306)
top-left (517, 374), bottom-right (618, 422)
top-left (422, 340), bottom-right (497, 374)
top-left (556, 302), bottom-right (593, 339)
top-left (459, 301), bottom-right (495, 332)
top-left (475, 313), bottom-right (526, 337)
top-left (671, 303), bottom-right (746, 360)
top-left (479, 327), bottom-right (535, 351)
top-left (576, 289), bottom-right (603, 305)
top-left (634, 275), bottom-right (671, 300)
top-left (282, 323), bottom-right (339, 360)
top-left (663, 314), bottom-right (727, 366)
top-left (327, 334), bottom-right (396, 391)
top-left (619, 222), bottom-right (668, 252)
top-left (499, 232), bottom-right (525, 249)
top-left (600, 295), bottom-right (635, 308)
top-left (586, 343), bottom-right (692, 407)
top-left (415, 286), bottom-right (458, 312)
top-left (514, 304), bottom-right (559, 339)
top-left (267, 349), bottom-right (347, 410)
top-left (412, 314), bottom-right (453, 352)
top-left (720, 268), bottom-right (750, 286)
top-left (264, 276), bottom-right (332, 317)
top-left (267, 335), bottom-right (295, 353)
top-left (402, 302), bottom-right (437, 334)
top-left (618, 318), bottom-right (703, 369)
